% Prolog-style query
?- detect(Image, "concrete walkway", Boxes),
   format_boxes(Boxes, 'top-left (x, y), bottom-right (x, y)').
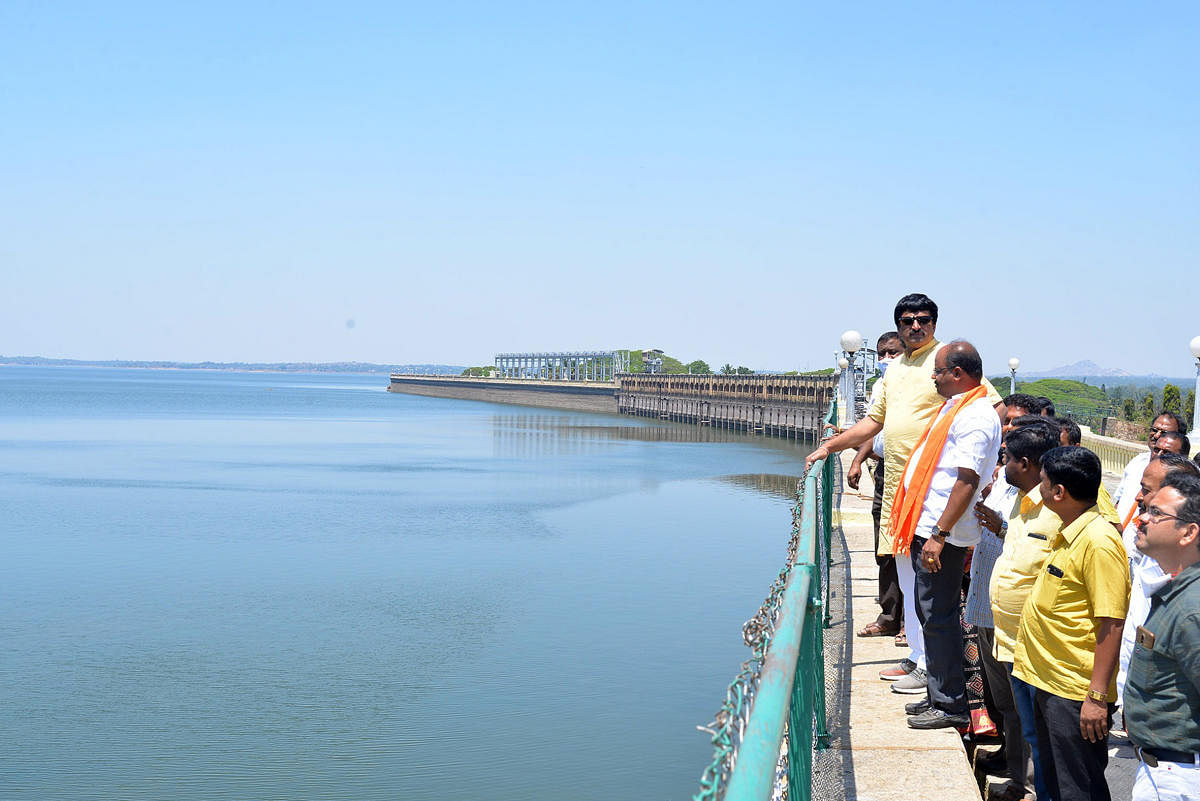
top-left (831, 452), bottom-right (981, 801)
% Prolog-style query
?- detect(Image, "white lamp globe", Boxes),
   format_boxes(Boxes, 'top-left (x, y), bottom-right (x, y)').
top-left (1190, 336), bottom-right (1200, 359)
top-left (1008, 357), bottom-right (1021, 371)
top-left (840, 330), bottom-right (863, 353)
top-left (837, 357), bottom-right (850, 370)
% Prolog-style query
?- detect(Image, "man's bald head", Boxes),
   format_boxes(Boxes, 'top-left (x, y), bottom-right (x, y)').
top-left (942, 340), bottom-right (983, 380)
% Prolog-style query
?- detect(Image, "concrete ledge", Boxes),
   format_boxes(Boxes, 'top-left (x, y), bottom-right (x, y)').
top-left (387, 374), bottom-right (618, 414)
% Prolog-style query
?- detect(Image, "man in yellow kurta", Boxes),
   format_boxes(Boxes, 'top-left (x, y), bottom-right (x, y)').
top-left (808, 293), bottom-right (1004, 686)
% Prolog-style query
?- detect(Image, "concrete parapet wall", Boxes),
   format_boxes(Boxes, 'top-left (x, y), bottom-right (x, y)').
top-left (387, 374), bottom-right (617, 414)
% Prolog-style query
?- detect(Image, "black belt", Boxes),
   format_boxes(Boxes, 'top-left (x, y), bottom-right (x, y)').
top-left (1133, 745), bottom-right (1200, 768)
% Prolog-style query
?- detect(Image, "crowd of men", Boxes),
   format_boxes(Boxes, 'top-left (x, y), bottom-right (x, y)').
top-left (807, 293), bottom-right (1200, 801)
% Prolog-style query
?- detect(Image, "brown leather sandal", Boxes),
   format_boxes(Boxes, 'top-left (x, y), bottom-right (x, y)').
top-left (856, 622), bottom-right (897, 637)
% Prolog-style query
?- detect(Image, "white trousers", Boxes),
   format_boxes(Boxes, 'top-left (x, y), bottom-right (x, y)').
top-left (1133, 757), bottom-right (1200, 801)
top-left (894, 551), bottom-right (926, 671)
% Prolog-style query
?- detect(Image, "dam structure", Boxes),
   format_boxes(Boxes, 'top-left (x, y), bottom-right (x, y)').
top-left (617, 373), bottom-right (836, 441)
top-left (389, 353), bottom-right (837, 442)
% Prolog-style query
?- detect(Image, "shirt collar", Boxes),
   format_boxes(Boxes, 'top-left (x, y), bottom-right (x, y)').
top-left (1018, 484), bottom-right (1043, 515)
top-left (902, 337), bottom-right (940, 363)
top-left (1059, 507), bottom-right (1100, 545)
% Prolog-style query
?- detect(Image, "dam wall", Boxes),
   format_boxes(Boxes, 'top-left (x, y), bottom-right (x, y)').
top-left (387, 375), bottom-right (618, 414)
top-left (388, 373), bottom-right (839, 442)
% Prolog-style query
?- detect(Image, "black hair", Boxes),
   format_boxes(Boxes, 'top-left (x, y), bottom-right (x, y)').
top-left (1012, 414), bottom-right (1061, 436)
top-left (877, 331), bottom-right (901, 347)
top-left (1157, 472), bottom-right (1200, 534)
top-left (892, 293), bottom-right (938, 327)
top-left (1004, 421), bottom-right (1060, 466)
top-left (1158, 430), bottom-right (1192, 455)
top-left (1154, 452), bottom-right (1200, 477)
top-left (1154, 411), bottom-right (1189, 434)
top-left (1041, 446), bottom-right (1101, 504)
top-left (944, 341), bottom-right (983, 380)
top-left (1037, 397), bottom-right (1055, 416)
top-left (1056, 417), bottom-right (1082, 446)
top-left (1003, 393), bottom-right (1041, 414)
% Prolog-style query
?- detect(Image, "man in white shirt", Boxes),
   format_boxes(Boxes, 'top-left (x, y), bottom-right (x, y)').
top-left (900, 341), bottom-right (1002, 730)
top-left (1113, 412), bottom-right (1188, 522)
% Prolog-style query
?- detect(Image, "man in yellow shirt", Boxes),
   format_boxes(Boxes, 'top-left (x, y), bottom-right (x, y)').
top-left (808, 294), bottom-right (1004, 688)
top-left (1013, 447), bottom-right (1129, 801)
top-left (984, 419), bottom-right (1062, 801)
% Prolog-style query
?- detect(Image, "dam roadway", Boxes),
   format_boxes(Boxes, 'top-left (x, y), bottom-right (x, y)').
top-left (387, 372), bottom-right (838, 442)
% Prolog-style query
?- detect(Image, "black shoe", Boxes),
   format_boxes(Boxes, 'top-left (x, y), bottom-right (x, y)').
top-left (976, 749), bottom-right (1008, 773)
top-left (907, 708), bottom-right (970, 730)
top-left (904, 698), bottom-right (930, 715)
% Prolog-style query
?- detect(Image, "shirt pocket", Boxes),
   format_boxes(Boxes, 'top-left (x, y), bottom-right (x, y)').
top-left (1030, 562), bottom-right (1066, 614)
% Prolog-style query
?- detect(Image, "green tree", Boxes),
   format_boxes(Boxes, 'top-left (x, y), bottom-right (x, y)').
top-left (720, 364), bottom-right (735, 374)
top-left (1123, 398), bottom-right (1136, 421)
top-left (1141, 392), bottom-right (1156, 421)
top-left (735, 366), bottom-right (754, 375)
top-left (686, 360), bottom-right (711, 374)
top-left (1162, 384), bottom-right (1182, 415)
top-left (1187, 389), bottom-right (1196, 428)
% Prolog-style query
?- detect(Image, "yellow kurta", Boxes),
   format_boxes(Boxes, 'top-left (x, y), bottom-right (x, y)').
top-left (988, 485), bottom-right (1062, 663)
top-left (866, 338), bottom-right (1002, 556)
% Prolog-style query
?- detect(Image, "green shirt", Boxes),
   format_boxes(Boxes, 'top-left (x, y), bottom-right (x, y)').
top-left (1125, 562), bottom-right (1200, 754)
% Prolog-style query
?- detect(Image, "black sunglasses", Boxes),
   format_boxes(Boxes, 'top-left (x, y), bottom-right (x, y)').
top-left (899, 315), bottom-right (934, 327)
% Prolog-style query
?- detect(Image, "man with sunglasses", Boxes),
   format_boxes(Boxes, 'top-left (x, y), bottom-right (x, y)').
top-left (1114, 412), bottom-right (1189, 524)
top-left (1124, 472), bottom-right (1200, 801)
top-left (808, 294), bottom-right (1003, 692)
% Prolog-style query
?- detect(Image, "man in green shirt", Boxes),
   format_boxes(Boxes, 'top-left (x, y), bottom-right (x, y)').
top-left (1125, 472), bottom-right (1200, 801)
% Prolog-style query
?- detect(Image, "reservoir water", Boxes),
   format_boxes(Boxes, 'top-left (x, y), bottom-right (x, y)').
top-left (0, 367), bottom-right (812, 800)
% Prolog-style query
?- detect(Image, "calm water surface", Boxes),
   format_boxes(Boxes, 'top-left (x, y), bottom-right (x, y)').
top-left (0, 367), bottom-right (811, 800)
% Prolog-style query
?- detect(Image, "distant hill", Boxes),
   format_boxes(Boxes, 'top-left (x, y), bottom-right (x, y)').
top-left (1021, 360), bottom-right (1191, 388)
top-left (1024, 360), bottom-right (1131, 378)
top-left (0, 355), bottom-right (467, 375)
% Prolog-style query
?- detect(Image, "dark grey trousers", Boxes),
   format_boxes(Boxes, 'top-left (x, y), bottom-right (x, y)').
top-left (1034, 689), bottom-right (1112, 801)
top-left (911, 535), bottom-right (967, 714)
top-left (978, 626), bottom-right (1032, 790)
top-left (872, 460), bottom-right (902, 631)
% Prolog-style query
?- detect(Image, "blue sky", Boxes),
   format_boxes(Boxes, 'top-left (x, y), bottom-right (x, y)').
top-left (3, 2), bottom-right (1197, 374)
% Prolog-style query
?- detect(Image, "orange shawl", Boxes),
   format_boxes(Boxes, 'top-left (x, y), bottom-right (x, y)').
top-left (890, 384), bottom-right (990, 556)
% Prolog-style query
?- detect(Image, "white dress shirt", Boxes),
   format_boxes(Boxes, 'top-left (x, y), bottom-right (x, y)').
top-left (901, 390), bottom-right (1002, 548)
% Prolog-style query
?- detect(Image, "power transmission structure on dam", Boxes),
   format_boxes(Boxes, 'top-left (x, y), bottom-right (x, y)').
top-left (617, 373), bottom-right (836, 441)
top-left (494, 351), bottom-right (629, 382)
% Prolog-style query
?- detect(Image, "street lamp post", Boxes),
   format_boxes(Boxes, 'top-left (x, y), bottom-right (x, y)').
top-left (1190, 336), bottom-right (1200, 441)
top-left (840, 330), bottom-right (863, 426)
top-left (1008, 357), bottom-right (1020, 397)
top-left (837, 356), bottom-right (851, 426)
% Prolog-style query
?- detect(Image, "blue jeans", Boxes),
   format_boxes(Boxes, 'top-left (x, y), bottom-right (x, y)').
top-left (1009, 668), bottom-right (1055, 801)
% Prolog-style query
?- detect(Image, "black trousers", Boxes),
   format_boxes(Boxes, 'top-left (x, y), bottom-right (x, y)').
top-left (911, 535), bottom-right (967, 713)
top-left (872, 460), bottom-right (902, 631)
top-left (1034, 689), bottom-right (1112, 801)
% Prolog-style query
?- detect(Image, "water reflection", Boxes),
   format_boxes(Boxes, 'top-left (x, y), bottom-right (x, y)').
top-left (490, 414), bottom-right (769, 459)
top-left (713, 473), bottom-right (803, 501)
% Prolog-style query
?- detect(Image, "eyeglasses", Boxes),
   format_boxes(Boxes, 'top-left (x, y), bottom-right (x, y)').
top-left (899, 315), bottom-right (934, 327)
top-left (1149, 427), bottom-right (1176, 435)
top-left (931, 366), bottom-right (955, 376)
top-left (1144, 505), bottom-right (1198, 525)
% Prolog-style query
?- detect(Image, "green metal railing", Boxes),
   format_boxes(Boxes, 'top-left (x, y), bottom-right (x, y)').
top-left (695, 401), bottom-right (838, 801)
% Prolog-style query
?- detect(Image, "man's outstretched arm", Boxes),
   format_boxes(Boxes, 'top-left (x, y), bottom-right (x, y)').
top-left (805, 417), bottom-right (883, 469)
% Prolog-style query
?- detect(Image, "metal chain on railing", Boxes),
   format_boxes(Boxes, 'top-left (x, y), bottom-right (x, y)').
top-left (693, 467), bottom-right (815, 801)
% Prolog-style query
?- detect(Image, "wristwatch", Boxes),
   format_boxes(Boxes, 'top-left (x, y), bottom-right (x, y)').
top-left (998, 519), bottom-right (1009, 537)
top-left (1085, 689), bottom-right (1108, 704)
top-left (931, 528), bottom-right (949, 541)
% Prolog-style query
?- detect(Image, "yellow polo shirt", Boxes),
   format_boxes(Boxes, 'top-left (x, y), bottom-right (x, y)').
top-left (867, 337), bottom-right (1002, 555)
top-left (1012, 508), bottom-right (1131, 700)
top-left (988, 485), bottom-right (1062, 663)
top-left (1096, 484), bottom-right (1120, 526)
